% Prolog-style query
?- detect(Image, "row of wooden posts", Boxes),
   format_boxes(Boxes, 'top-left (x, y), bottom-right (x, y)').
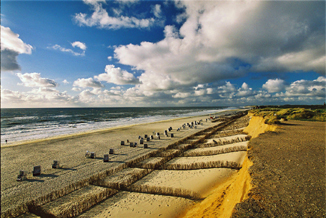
top-left (17, 121), bottom-right (202, 182)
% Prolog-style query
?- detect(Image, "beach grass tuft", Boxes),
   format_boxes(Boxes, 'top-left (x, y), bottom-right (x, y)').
top-left (95, 168), bottom-right (152, 190)
top-left (164, 160), bottom-right (241, 170)
top-left (184, 145), bottom-right (247, 157)
top-left (133, 157), bottom-right (167, 169)
top-left (31, 186), bottom-right (117, 218)
top-left (198, 135), bottom-right (251, 148)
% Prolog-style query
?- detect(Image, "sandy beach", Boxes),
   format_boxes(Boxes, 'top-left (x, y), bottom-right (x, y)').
top-left (231, 120), bottom-right (326, 217)
top-left (1, 110), bottom-right (249, 218)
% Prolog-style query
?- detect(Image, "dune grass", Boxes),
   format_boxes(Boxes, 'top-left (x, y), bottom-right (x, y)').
top-left (250, 107), bottom-right (326, 123)
top-left (95, 168), bottom-right (152, 190)
top-left (165, 160), bottom-right (241, 170)
top-left (198, 135), bottom-right (251, 148)
top-left (184, 144), bottom-right (247, 157)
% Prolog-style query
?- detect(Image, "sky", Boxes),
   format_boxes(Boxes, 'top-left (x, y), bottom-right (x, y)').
top-left (1, 0), bottom-right (325, 108)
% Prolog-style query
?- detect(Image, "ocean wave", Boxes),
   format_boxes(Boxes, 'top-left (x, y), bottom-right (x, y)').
top-left (1, 107), bottom-right (237, 144)
top-left (52, 114), bottom-right (73, 119)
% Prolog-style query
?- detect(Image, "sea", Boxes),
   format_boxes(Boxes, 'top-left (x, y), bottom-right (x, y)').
top-left (1, 107), bottom-right (237, 144)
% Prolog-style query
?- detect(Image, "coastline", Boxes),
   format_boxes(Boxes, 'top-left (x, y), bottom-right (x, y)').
top-left (2, 111), bottom-right (231, 217)
top-left (1, 108), bottom-right (241, 148)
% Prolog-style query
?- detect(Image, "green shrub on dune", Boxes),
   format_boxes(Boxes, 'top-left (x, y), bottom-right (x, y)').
top-left (251, 107), bottom-right (326, 122)
top-left (286, 108), bottom-right (314, 120)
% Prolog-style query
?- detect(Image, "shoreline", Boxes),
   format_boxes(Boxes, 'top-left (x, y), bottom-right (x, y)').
top-left (2, 112), bottom-right (229, 217)
top-left (2, 108), bottom-right (241, 148)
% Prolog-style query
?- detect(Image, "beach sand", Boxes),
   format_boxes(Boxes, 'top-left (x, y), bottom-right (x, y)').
top-left (78, 191), bottom-right (195, 218)
top-left (231, 120), bottom-right (326, 217)
top-left (2, 109), bottom-right (253, 218)
top-left (165, 151), bottom-right (247, 170)
top-left (184, 141), bottom-right (248, 157)
top-left (129, 168), bottom-right (237, 199)
top-left (1, 113), bottom-right (228, 217)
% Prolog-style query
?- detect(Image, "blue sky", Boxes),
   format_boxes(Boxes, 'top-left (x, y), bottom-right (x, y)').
top-left (1, 0), bottom-right (325, 108)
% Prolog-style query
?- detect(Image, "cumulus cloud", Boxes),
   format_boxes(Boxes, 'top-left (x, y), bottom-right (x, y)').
top-left (1, 26), bottom-right (33, 54)
top-left (71, 41), bottom-right (87, 50)
top-left (73, 77), bottom-right (104, 88)
top-left (1, 26), bottom-right (33, 71)
top-left (74, 1), bottom-right (155, 29)
top-left (116, 0), bottom-right (139, 4)
top-left (83, 0), bottom-right (106, 5)
top-left (49, 44), bottom-right (85, 56)
top-left (1, 89), bottom-right (23, 103)
top-left (17, 72), bottom-right (58, 87)
top-left (63, 79), bottom-right (70, 84)
top-left (4, 76), bottom-right (325, 107)
top-left (113, 1), bottom-right (325, 95)
top-left (285, 76), bottom-right (326, 97)
top-left (1, 87), bottom-right (76, 108)
top-left (95, 64), bottom-right (140, 85)
top-left (263, 78), bottom-right (286, 93)
top-left (217, 82), bottom-right (236, 94)
top-left (72, 87), bottom-right (82, 92)
top-left (173, 92), bottom-right (191, 98)
top-left (237, 83), bottom-right (254, 97)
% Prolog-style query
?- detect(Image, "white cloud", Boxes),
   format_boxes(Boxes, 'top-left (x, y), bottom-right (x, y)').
top-left (152, 4), bottom-right (162, 18)
top-left (194, 89), bottom-right (206, 96)
top-left (173, 92), bottom-right (191, 98)
top-left (83, 0), bottom-right (106, 5)
top-left (262, 78), bottom-right (286, 93)
top-left (73, 77), bottom-right (104, 88)
top-left (49, 44), bottom-right (85, 56)
top-left (72, 87), bottom-right (82, 92)
top-left (116, 0), bottom-right (139, 4)
top-left (74, 2), bottom-right (155, 29)
top-left (206, 88), bottom-right (213, 95)
top-left (237, 83), bottom-right (254, 97)
top-left (3, 76), bottom-right (325, 107)
top-left (63, 79), bottom-right (70, 84)
top-left (95, 64), bottom-right (140, 85)
top-left (176, 12), bottom-right (187, 24)
top-left (1, 26), bottom-right (33, 71)
top-left (217, 82), bottom-right (236, 93)
top-left (71, 41), bottom-right (87, 50)
top-left (285, 76), bottom-right (326, 97)
top-left (113, 1), bottom-right (325, 96)
top-left (1, 89), bottom-right (23, 103)
top-left (1, 26), bottom-right (33, 54)
top-left (107, 56), bottom-right (112, 61)
top-left (17, 72), bottom-right (58, 87)
top-left (1, 87), bottom-right (76, 108)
